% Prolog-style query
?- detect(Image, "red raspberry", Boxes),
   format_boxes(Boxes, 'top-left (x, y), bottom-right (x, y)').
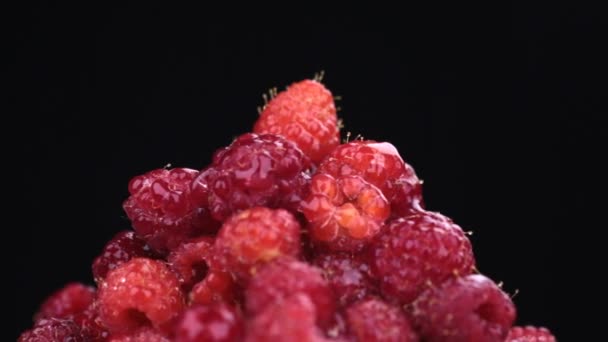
top-left (34, 282), bottom-right (95, 321)
top-left (108, 327), bottom-right (169, 342)
top-left (168, 236), bottom-right (214, 291)
top-left (245, 293), bottom-right (330, 342)
top-left (174, 303), bottom-right (244, 342)
top-left (301, 173), bottom-right (390, 251)
top-left (318, 141), bottom-right (423, 217)
top-left (189, 270), bottom-right (240, 306)
top-left (346, 298), bottom-right (418, 342)
top-left (254, 79), bottom-right (340, 164)
top-left (92, 230), bottom-right (160, 283)
top-left (506, 326), bottom-right (557, 342)
top-left (191, 133), bottom-right (311, 221)
top-left (313, 252), bottom-right (377, 307)
top-left (98, 258), bottom-right (185, 334)
top-left (19, 318), bottom-right (85, 342)
top-left (245, 257), bottom-right (335, 327)
top-left (213, 207), bottom-right (301, 280)
top-left (369, 210), bottom-right (475, 304)
top-left (123, 168), bottom-right (218, 253)
top-left (410, 274), bottom-right (516, 342)
top-left (72, 301), bottom-right (109, 341)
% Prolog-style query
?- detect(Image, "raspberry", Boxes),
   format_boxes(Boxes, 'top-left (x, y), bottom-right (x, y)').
top-left (73, 302), bottom-right (109, 341)
top-left (19, 318), bottom-right (85, 342)
top-left (245, 257), bottom-right (335, 327)
top-left (410, 274), bottom-right (516, 342)
top-left (245, 293), bottom-right (329, 342)
top-left (34, 282), bottom-right (95, 321)
top-left (506, 326), bottom-right (557, 342)
top-left (108, 327), bottom-right (169, 342)
top-left (123, 168), bottom-right (218, 253)
top-left (213, 207), bottom-right (301, 280)
top-left (98, 258), bottom-right (185, 334)
top-left (301, 173), bottom-right (390, 251)
top-left (346, 298), bottom-right (418, 342)
top-left (189, 270), bottom-right (240, 306)
top-left (92, 230), bottom-right (160, 283)
top-left (254, 79), bottom-right (340, 164)
top-left (191, 133), bottom-right (311, 221)
top-left (174, 303), bottom-right (244, 342)
top-left (313, 252), bottom-right (377, 307)
top-left (168, 236), bottom-right (214, 291)
top-left (369, 210), bottom-right (475, 304)
top-left (318, 141), bottom-right (423, 217)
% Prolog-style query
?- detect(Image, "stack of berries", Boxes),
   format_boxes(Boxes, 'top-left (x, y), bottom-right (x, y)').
top-left (20, 78), bottom-right (556, 342)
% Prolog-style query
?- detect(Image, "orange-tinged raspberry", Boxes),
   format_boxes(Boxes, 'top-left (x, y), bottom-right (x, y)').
top-left (318, 141), bottom-right (423, 218)
top-left (213, 207), bottom-right (301, 281)
top-left (301, 173), bottom-right (390, 251)
top-left (254, 79), bottom-right (339, 164)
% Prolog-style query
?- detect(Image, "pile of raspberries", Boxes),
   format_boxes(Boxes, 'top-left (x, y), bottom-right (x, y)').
top-left (20, 78), bottom-right (556, 341)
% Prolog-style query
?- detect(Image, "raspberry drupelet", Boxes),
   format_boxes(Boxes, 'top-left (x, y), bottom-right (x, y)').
top-left (173, 303), bottom-right (244, 342)
top-left (253, 79), bottom-right (340, 164)
top-left (318, 140), bottom-right (423, 217)
top-left (213, 207), bottom-right (301, 281)
top-left (410, 274), bottom-right (516, 342)
top-left (191, 133), bottom-right (311, 222)
top-left (123, 168), bottom-right (217, 254)
top-left (369, 210), bottom-right (475, 304)
top-left (34, 282), bottom-right (96, 321)
top-left (167, 236), bottom-right (214, 291)
top-left (346, 298), bottom-right (419, 342)
top-left (313, 252), bottom-right (377, 307)
top-left (245, 257), bottom-right (336, 327)
top-left (92, 230), bottom-right (160, 283)
top-left (506, 326), bottom-right (557, 342)
top-left (97, 258), bottom-right (185, 334)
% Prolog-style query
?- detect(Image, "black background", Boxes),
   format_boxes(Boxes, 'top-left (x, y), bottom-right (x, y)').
top-left (10, 3), bottom-right (606, 341)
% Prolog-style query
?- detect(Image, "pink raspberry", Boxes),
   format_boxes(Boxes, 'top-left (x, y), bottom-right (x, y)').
top-left (19, 318), bottom-right (85, 342)
top-left (34, 282), bottom-right (95, 321)
top-left (92, 230), bottom-right (160, 283)
top-left (98, 258), bottom-right (185, 334)
top-left (123, 168), bottom-right (218, 253)
top-left (410, 274), bottom-right (516, 342)
top-left (506, 326), bottom-right (557, 342)
top-left (301, 173), bottom-right (390, 251)
top-left (167, 236), bottom-right (214, 291)
top-left (369, 210), bottom-right (475, 304)
top-left (173, 303), bottom-right (244, 342)
top-left (313, 252), bottom-right (377, 307)
top-left (346, 298), bottom-right (418, 342)
top-left (318, 141), bottom-right (423, 217)
top-left (107, 327), bottom-right (169, 342)
top-left (190, 133), bottom-right (311, 222)
top-left (245, 293), bottom-right (330, 342)
top-left (245, 257), bottom-right (335, 327)
top-left (213, 207), bottom-right (301, 280)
